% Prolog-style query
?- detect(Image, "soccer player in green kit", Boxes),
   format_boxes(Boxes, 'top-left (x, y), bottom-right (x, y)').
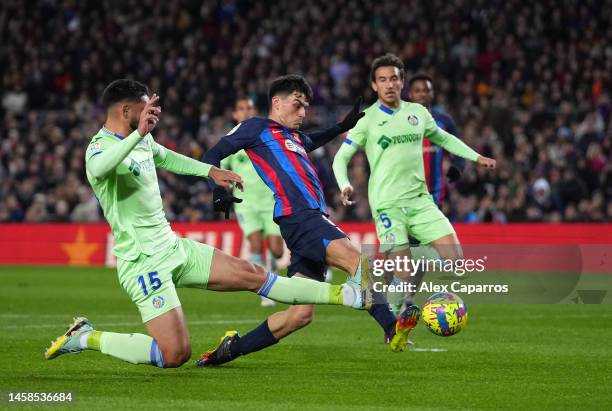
top-left (333, 55), bottom-right (495, 350)
top-left (44, 79), bottom-right (368, 368)
top-left (220, 97), bottom-right (285, 307)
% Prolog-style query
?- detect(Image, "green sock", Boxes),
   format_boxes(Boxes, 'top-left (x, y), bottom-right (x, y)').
top-left (84, 331), bottom-right (164, 367)
top-left (257, 272), bottom-right (350, 306)
top-left (86, 330), bottom-right (102, 350)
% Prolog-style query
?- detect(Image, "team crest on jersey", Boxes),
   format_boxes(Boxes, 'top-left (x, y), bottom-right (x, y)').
top-left (385, 232), bottom-right (396, 243)
top-left (407, 115), bottom-right (419, 126)
top-left (152, 296), bottom-right (165, 309)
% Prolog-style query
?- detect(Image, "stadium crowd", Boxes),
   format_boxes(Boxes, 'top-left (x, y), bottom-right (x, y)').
top-left (1, 0), bottom-right (610, 223)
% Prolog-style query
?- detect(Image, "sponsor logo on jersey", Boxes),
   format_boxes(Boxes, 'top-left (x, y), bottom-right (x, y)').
top-left (127, 157), bottom-right (155, 176)
top-left (377, 133), bottom-right (422, 150)
top-left (377, 120), bottom-right (388, 127)
top-left (407, 115), bottom-right (419, 125)
top-left (377, 135), bottom-right (393, 149)
top-left (152, 296), bottom-right (165, 309)
top-left (137, 139), bottom-right (150, 149)
top-left (285, 139), bottom-right (306, 155)
top-left (128, 158), bottom-right (141, 176)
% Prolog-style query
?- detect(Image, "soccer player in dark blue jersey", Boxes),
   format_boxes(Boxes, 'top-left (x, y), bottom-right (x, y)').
top-left (197, 75), bottom-right (420, 365)
top-left (408, 74), bottom-right (464, 205)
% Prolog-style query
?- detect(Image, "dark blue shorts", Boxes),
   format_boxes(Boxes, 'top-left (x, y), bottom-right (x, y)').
top-left (277, 209), bottom-right (347, 281)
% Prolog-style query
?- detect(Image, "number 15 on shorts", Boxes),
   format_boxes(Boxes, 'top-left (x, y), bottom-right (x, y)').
top-left (137, 271), bottom-right (161, 296)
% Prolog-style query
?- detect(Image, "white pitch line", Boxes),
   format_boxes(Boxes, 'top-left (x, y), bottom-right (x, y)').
top-left (0, 319), bottom-right (260, 330)
top-left (411, 348), bottom-right (448, 352)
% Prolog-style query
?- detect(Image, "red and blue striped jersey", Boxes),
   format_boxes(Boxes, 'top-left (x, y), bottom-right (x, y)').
top-left (204, 117), bottom-right (331, 219)
top-left (423, 109), bottom-right (461, 206)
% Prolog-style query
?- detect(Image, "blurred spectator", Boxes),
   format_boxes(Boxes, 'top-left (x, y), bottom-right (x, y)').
top-left (0, 0), bottom-right (609, 223)
top-left (70, 187), bottom-right (101, 222)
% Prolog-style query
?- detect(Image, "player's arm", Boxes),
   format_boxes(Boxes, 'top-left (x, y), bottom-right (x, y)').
top-left (86, 95), bottom-right (161, 179)
top-left (202, 124), bottom-right (255, 217)
top-left (445, 115), bottom-right (465, 167)
top-left (86, 131), bottom-right (144, 179)
top-left (332, 116), bottom-right (367, 206)
top-left (424, 110), bottom-right (495, 168)
top-left (442, 114), bottom-right (464, 182)
top-left (302, 97), bottom-right (365, 152)
top-left (152, 141), bottom-right (211, 177)
top-left (151, 141), bottom-right (242, 189)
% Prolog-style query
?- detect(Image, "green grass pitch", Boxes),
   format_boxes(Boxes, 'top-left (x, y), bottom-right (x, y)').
top-left (1, 266), bottom-right (611, 410)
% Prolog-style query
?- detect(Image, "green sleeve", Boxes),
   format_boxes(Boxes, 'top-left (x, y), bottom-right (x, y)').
top-left (220, 155), bottom-right (232, 170)
top-left (153, 141), bottom-right (212, 177)
top-left (332, 114), bottom-right (368, 189)
top-left (86, 130), bottom-right (143, 179)
top-left (332, 141), bottom-right (359, 190)
top-left (346, 115), bottom-right (368, 147)
top-left (424, 109), bottom-right (479, 162)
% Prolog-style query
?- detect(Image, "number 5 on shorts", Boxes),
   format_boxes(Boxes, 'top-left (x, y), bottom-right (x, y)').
top-left (380, 213), bottom-right (392, 229)
top-left (137, 271), bottom-right (162, 296)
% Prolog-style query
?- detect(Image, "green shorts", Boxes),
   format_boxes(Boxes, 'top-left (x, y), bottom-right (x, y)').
top-left (374, 194), bottom-right (455, 253)
top-left (116, 237), bottom-right (214, 323)
top-left (235, 206), bottom-right (281, 238)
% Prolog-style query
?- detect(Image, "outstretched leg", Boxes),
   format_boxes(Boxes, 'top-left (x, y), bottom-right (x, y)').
top-left (325, 237), bottom-right (399, 339)
top-left (45, 307), bottom-right (191, 368)
top-left (206, 248), bottom-right (360, 307)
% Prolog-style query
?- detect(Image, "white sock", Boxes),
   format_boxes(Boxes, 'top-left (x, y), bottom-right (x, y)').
top-left (79, 331), bottom-right (91, 349)
top-left (341, 284), bottom-right (358, 307)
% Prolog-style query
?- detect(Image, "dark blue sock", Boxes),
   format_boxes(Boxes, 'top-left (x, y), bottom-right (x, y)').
top-left (232, 320), bottom-right (278, 357)
top-left (368, 303), bottom-right (397, 337)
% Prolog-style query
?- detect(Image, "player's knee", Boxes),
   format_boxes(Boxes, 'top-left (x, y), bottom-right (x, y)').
top-left (238, 259), bottom-right (266, 291)
top-left (439, 245), bottom-right (463, 261)
top-left (161, 343), bottom-right (191, 368)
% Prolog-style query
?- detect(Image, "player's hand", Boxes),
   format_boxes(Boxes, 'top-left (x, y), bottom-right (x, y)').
top-left (213, 186), bottom-right (243, 219)
top-left (446, 165), bottom-right (462, 183)
top-left (137, 94), bottom-right (161, 137)
top-left (476, 156), bottom-right (496, 169)
top-left (337, 97), bottom-right (365, 132)
top-left (209, 166), bottom-right (244, 191)
top-left (341, 185), bottom-right (355, 206)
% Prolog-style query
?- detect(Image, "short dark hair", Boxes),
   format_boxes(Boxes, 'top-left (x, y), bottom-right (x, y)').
top-left (268, 74), bottom-right (313, 102)
top-left (101, 79), bottom-right (149, 109)
top-left (408, 73), bottom-right (434, 88)
top-left (370, 54), bottom-right (405, 82)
